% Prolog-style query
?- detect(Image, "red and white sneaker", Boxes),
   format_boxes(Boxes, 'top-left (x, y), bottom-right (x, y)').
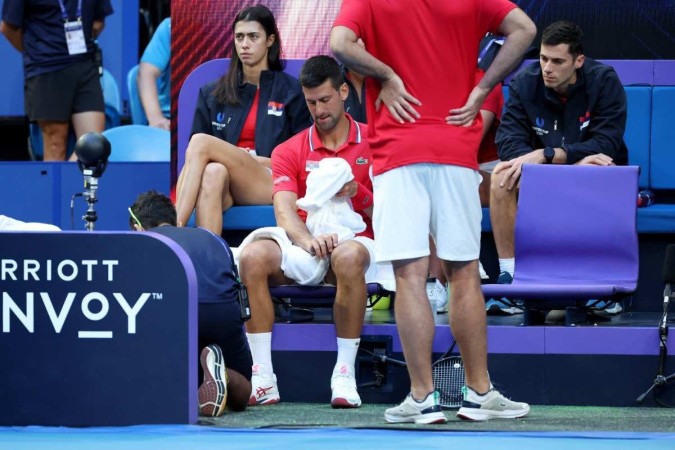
top-left (330, 365), bottom-right (361, 408)
top-left (248, 364), bottom-right (280, 406)
top-left (198, 345), bottom-right (228, 417)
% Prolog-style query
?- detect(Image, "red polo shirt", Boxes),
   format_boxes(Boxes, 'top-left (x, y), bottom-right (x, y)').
top-left (333, 0), bottom-right (516, 175)
top-left (272, 114), bottom-right (374, 238)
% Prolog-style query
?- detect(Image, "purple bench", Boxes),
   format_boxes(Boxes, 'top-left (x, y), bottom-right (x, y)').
top-left (482, 164), bottom-right (639, 325)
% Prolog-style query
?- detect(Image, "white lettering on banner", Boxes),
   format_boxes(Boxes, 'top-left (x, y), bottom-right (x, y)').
top-left (3, 292), bottom-right (34, 333)
top-left (25, 260), bottom-right (39, 281)
top-left (58, 260), bottom-right (78, 281)
top-left (102, 260), bottom-right (119, 281)
top-left (0, 259), bottom-right (120, 282)
top-left (1, 260), bottom-right (17, 281)
top-left (82, 292), bottom-right (109, 321)
top-left (1, 291), bottom-right (161, 338)
top-left (113, 293), bottom-right (151, 334)
top-left (41, 292), bottom-right (76, 333)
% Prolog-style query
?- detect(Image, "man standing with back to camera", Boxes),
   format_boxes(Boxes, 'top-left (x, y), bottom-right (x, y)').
top-left (330, 0), bottom-right (536, 422)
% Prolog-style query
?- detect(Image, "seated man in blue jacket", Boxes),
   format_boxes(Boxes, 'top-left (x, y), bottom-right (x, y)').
top-left (489, 20), bottom-right (628, 315)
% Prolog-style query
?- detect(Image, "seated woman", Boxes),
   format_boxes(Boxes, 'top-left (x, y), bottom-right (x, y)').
top-left (176, 5), bottom-right (311, 234)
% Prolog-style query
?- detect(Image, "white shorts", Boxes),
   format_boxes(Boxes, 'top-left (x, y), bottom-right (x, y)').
top-left (373, 164), bottom-right (482, 263)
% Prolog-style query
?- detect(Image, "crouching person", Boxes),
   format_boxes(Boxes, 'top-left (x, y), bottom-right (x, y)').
top-left (129, 190), bottom-right (252, 416)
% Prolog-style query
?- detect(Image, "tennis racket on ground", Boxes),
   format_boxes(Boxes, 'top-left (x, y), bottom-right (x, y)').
top-left (432, 339), bottom-right (465, 409)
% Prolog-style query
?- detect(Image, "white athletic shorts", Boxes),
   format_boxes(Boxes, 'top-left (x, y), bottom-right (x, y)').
top-left (372, 163), bottom-right (482, 263)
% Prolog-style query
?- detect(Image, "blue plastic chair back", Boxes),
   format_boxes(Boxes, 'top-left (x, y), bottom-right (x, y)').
top-left (127, 65), bottom-right (148, 125)
top-left (103, 125), bottom-right (170, 162)
top-left (101, 68), bottom-right (121, 113)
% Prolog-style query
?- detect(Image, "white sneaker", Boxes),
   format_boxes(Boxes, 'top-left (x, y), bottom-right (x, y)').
top-left (330, 365), bottom-right (361, 408)
top-left (457, 385), bottom-right (530, 421)
top-left (248, 364), bottom-right (280, 406)
top-left (586, 300), bottom-right (623, 315)
top-left (385, 391), bottom-right (447, 424)
top-left (198, 345), bottom-right (228, 417)
top-left (426, 279), bottom-right (449, 314)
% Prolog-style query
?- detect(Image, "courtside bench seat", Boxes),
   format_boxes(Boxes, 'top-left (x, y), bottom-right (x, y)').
top-left (186, 206), bottom-right (276, 230)
top-left (640, 86), bottom-right (675, 234)
top-left (207, 205), bottom-right (675, 235)
top-left (637, 205), bottom-right (675, 234)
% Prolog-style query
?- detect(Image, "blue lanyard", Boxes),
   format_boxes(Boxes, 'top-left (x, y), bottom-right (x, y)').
top-left (57, 0), bottom-right (83, 22)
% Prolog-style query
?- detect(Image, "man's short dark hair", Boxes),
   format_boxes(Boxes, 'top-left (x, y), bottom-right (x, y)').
top-left (299, 55), bottom-right (345, 91)
top-left (541, 21), bottom-right (584, 57)
top-left (129, 190), bottom-right (176, 230)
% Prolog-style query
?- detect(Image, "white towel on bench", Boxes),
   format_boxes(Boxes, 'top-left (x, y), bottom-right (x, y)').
top-left (233, 226), bottom-right (329, 285)
top-left (0, 215), bottom-right (61, 231)
top-left (296, 157), bottom-right (365, 244)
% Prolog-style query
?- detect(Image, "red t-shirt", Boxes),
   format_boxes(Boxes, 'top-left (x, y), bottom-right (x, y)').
top-left (272, 115), bottom-right (374, 239)
top-left (476, 70), bottom-right (504, 163)
top-left (333, 0), bottom-right (516, 175)
top-left (236, 89), bottom-right (260, 150)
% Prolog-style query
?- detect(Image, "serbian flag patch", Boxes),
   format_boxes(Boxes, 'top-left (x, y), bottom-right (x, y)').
top-left (268, 101), bottom-right (284, 116)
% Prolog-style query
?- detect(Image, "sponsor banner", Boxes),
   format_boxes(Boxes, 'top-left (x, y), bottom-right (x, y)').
top-left (0, 232), bottom-right (198, 426)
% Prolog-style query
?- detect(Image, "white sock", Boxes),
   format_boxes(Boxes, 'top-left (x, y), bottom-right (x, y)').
top-left (498, 258), bottom-right (515, 276)
top-left (247, 332), bottom-right (273, 374)
top-left (334, 337), bottom-right (360, 375)
top-left (478, 261), bottom-right (489, 279)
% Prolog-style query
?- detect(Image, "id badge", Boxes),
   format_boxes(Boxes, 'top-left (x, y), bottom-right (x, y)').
top-left (64, 21), bottom-right (87, 55)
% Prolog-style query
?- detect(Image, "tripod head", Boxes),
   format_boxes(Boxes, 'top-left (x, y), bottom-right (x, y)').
top-left (74, 133), bottom-right (111, 231)
top-left (75, 132), bottom-right (111, 178)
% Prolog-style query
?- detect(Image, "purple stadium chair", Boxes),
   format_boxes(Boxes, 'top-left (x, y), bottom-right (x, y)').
top-left (177, 58), bottom-right (229, 175)
top-left (482, 164), bottom-right (639, 325)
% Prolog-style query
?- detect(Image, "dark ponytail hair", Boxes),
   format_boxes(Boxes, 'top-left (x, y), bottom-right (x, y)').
top-left (214, 4), bottom-right (284, 104)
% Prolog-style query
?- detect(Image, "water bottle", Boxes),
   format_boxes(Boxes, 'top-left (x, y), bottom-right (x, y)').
top-left (637, 189), bottom-right (655, 207)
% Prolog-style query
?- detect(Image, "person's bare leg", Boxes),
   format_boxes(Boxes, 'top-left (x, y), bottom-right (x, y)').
top-left (329, 241), bottom-right (369, 338)
top-left (479, 171), bottom-right (491, 207)
top-left (225, 369), bottom-right (252, 411)
top-left (428, 238), bottom-right (445, 283)
top-left (442, 259), bottom-right (489, 393)
top-left (70, 111), bottom-right (105, 161)
top-left (39, 121), bottom-right (69, 161)
top-left (489, 169), bottom-right (518, 259)
top-left (195, 162), bottom-right (232, 235)
top-left (393, 256), bottom-right (436, 400)
top-left (176, 134), bottom-right (272, 228)
top-left (239, 239), bottom-right (292, 334)
top-left (176, 134), bottom-right (223, 227)
top-left (226, 158), bottom-right (273, 206)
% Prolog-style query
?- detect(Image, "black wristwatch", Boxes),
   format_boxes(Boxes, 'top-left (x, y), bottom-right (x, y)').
top-left (543, 146), bottom-right (555, 164)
